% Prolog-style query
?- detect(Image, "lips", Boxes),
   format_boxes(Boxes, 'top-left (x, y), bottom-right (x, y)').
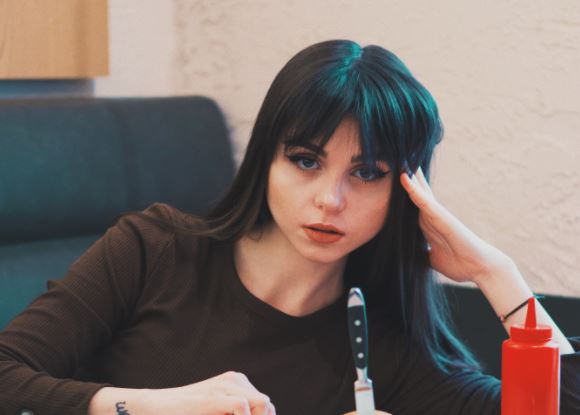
top-left (303, 223), bottom-right (345, 244)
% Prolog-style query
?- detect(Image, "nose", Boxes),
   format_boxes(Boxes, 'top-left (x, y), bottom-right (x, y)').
top-left (314, 178), bottom-right (346, 213)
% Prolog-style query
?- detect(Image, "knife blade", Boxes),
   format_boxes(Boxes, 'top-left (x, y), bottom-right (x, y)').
top-left (347, 287), bottom-right (376, 415)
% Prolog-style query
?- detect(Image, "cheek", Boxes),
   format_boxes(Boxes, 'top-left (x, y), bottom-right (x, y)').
top-left (359, 202), bottom-right (389, 230)
top-left (267, 166), bottom-right (302, 221)
top-left (351, 187), bottom-right (391, 236)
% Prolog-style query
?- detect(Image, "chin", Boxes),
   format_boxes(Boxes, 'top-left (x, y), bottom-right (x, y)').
top-left (297, 245), bottom-right (349, 265)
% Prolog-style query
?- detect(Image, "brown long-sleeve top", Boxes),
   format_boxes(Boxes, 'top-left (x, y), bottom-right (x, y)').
top-left (1, 203), bottom-right (579, 415)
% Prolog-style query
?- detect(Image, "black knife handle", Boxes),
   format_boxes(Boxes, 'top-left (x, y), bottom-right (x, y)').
top-left (348, 303), bottom-right (369, 370)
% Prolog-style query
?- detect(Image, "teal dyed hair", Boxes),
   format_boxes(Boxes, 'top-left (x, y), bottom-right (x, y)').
top-left (266, 41), bottom-right (441, 175)
top-left (179, 40), bottom-right (480, 373)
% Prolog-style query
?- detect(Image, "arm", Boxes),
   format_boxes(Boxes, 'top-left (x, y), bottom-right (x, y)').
top-left (0, 206), bottom-right (168, 413)
top-left (88, 372), bottom-right (275, 415)
top-left (399, 167), bottom-right (580, 413)
top-left (400, 167), bottom-right (573, 352)
top-left (0, 204), bottom-right (277, 415)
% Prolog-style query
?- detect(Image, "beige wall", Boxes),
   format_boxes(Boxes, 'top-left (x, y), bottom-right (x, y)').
top-left (94, 0), bottom-right (176, 96)
top-left (96, 0), bottom-right (580, 296)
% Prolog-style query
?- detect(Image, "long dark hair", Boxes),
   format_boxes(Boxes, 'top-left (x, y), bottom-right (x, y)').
top-left (136, 40), bottom-right (480, 373)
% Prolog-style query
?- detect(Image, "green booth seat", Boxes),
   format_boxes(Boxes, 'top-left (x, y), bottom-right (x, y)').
top-left (0, 95), bottom-right (235, 329)
top-left (0, 234), bottom-right (99, 329)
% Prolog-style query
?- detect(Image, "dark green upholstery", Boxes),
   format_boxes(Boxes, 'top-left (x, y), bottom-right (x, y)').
top-left (0, 235), bottom-right (100, 329)
top-left (0, 96), bottom-right (235, 329)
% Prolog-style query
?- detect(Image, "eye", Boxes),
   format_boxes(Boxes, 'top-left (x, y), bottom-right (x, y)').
top-left (353, 166), bottom-right (389, 182)
top-left (287, 154), bottom-right (320, 170)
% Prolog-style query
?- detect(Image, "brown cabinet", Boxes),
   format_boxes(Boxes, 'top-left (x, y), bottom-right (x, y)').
top-left (0, 0), bottom-right (109, 79)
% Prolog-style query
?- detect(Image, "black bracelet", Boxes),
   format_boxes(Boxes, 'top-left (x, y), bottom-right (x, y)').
top-left (499, 294), bottom-right (544, 323)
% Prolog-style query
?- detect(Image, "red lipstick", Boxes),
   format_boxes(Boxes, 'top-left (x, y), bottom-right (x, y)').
top-left (303, 223), bottom-right (345, 244)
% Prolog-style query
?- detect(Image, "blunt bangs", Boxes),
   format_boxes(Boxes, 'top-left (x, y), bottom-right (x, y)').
top-left (267, 41), bottom-right (442, 172)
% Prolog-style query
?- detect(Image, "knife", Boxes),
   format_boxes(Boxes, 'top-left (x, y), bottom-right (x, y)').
top-left (347, 287), bottom-right (376, 415)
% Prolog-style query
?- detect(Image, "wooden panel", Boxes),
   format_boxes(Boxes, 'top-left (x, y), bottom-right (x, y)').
top-left (0, 0), bottom-right (108, 79)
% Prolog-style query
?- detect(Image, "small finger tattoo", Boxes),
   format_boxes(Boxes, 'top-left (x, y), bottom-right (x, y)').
top-left (115, 401), bottom-right (130, 415)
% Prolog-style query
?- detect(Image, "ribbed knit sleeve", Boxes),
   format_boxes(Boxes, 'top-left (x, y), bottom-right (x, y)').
top-left (0, 203), bottom-right (175, 415)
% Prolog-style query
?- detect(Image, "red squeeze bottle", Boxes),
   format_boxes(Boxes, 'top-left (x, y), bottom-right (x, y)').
top-left (501, 298), bottom-right (560, 414)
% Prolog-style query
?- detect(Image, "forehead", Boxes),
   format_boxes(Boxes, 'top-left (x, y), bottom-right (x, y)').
top-left (328, 118), bottom-right (361, 150)
top-left (307, 118), bottom-right (361, 152)
top-left (282, 117), bottom-right (361, 151)
top-left (282, 118), bottom-right (386, 162)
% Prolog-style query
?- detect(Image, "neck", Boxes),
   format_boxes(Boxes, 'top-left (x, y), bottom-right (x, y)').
top-left (234, 224), bottom-right (346, 317)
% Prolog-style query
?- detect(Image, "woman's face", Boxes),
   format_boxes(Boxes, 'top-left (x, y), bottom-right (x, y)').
top-left (266, 118), bottom-right (393, 265)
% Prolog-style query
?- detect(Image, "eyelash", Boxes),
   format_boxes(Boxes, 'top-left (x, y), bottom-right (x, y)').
top-left (285, 154), bottom-right (389, 183)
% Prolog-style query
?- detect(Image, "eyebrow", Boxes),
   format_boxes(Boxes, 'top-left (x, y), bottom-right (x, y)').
top-left (283, 142), bottom-right (388, 163)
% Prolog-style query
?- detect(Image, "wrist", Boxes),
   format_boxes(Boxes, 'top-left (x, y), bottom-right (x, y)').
top-left (472, 256), bottom-right (535, 326)
top-left (472, 252), bottom-right (518, 289)
top-left (89, 387), bottom-right (152, 415)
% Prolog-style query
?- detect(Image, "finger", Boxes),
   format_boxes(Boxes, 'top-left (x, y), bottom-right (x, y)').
top-left (415, 166), bottom-right (434, 195)
top-left (223, 396), bottom-right (252, 415)
top-left (209, 389), bottom-right (271, 415)
top-left (400, 170), bottom-right (432, 211)
top-left (219, 372), bottom-right (272, 413)
top-left (249, 396), bottom-right (273, 415)
top-left (265, 402), bottom-right (276, 415)
top-left (221, 387), bottom-right (271, 414)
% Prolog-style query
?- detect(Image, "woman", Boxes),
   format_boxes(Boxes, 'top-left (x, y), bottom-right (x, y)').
top-left (1, 40), bottom-right (578, 415)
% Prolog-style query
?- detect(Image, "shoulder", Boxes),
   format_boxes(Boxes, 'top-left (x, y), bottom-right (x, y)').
top-left (69, 203), bottom-right (201, 280)
top-left (66, 203), bottom-right (211, 294)
top-left (120, 202), bottom-right (191, 228)
top-left (114, 202), bottom-right (209, 259)
top-left (68, 203), bottom-right (186, 275)
top-left (116, 202), bottom-right (200, 243)
top-left (142, 202), bottom-right (197, 226)
top-left (113, 203), bottom-right (178, 253)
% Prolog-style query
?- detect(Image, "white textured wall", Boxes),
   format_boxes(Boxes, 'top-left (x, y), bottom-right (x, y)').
top-left (101, 0), bottom-right (580, 296)
top-left (94, 0), bottom-right (177, 96)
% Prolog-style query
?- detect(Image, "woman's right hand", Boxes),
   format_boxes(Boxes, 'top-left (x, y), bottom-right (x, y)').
top-left (89, 371), bottom-right (275, 415)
